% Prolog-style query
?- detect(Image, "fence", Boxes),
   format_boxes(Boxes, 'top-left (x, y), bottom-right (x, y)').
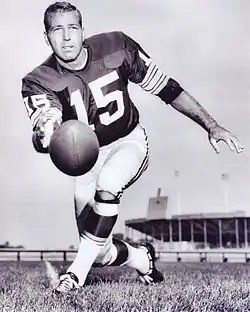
top-left (1, 248), bottom-right (250, 263)
top-left (157, 249), bottom-right (250, 263)
top-left (0, 249), bottom-right (77, 262)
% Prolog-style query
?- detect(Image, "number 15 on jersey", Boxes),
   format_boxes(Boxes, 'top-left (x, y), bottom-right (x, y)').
top-left (71, 70), bottom-right (125, 129)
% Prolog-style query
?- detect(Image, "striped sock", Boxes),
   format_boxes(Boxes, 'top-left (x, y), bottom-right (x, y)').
top-left (67, 202), bottom-right (118, 286)
top-left (109, 240), bottom-right (149, 274)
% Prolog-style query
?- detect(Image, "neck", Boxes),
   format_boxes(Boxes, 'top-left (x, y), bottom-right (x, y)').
top-left (56, 47), bottom-right (88, 70)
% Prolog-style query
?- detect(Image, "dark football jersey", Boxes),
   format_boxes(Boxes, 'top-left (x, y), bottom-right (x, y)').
top-left (22, 31), bottom-right (181, 147)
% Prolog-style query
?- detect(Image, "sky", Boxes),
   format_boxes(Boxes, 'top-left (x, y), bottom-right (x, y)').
top-left (0, 0), bottom-right (250, 249)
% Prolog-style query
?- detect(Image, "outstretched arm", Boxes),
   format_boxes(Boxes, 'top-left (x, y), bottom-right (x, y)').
top-left (171, 90), bottom-right (244, 154)
top-left (119, 32), bottom-right (243, 154)
top-left (22, 78), bottom-right (62, 152)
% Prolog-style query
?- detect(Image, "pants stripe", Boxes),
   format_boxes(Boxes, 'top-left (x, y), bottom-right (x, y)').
top-left (117, 126), bottom-right (149, 198)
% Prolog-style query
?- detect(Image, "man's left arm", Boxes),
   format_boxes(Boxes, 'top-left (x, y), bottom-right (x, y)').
top-left (123, 32), bottom-right (243, 154)
top-left (170, 89), bottom-right (244, 154)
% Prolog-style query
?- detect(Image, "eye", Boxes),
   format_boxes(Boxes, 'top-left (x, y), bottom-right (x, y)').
top-left (53, 28), bottom-right (62, 32)
top-left (70, 26), bottom-right (79, 30)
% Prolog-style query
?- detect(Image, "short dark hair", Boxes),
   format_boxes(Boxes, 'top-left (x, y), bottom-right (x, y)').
top-left (44, 2), bottom-right (82, 32)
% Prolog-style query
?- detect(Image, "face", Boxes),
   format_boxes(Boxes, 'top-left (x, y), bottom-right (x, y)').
top-left (45, 11), bottom-right (84, 62)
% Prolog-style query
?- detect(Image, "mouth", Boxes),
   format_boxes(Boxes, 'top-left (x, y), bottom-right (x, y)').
top-left (62, 46), bottom-right (74, 50)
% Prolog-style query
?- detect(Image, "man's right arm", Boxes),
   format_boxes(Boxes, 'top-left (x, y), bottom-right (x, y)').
top-left (21, 78), bottom-right (63, 153)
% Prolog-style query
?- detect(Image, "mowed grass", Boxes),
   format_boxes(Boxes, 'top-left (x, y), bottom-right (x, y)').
top-left (1, 261), bottom-right (250, 312)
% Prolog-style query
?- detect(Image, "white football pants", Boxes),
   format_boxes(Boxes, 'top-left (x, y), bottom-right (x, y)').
top-left (74, 123), bottom-right (149, 265)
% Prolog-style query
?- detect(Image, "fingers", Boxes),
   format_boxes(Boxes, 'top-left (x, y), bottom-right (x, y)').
top-left (36, 109), bottom-right (62, 149)
top-left (225, 138), bottom-right (236, 152)
top-left (223, 133), bottom-right (244, 153)
top-left (230, 136), bottom-right (244, 153)
top-left (41, 121), bottom-right (54, 148)
top-left (42, 136), bottom-right (50, 148)
top-left (210, 134), bottom-right (244, 154)
top-left (209, 137), bottom-right (220, 154)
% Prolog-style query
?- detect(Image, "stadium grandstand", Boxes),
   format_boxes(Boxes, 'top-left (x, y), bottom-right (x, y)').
top-left (125, 187), bottom-right (250, 262)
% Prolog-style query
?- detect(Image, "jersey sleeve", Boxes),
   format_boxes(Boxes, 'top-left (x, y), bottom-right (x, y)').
top-left (21, 78), bottom-right (62, 131)
top-left (123, 33), bottom-right (183, 104)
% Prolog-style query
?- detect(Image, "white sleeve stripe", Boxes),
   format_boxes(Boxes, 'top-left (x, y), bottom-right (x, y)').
top-left (141, 65), bottom-right (157, 87)
top-left (147, 72), bottom-right (164, 92)
top-left (142, 68), bottom-right (159, 89)
top-left (141, 69), bottom-right (168, 94)
top-left (152, 76), bottom-right (168, 95)
top-left (139, 62), bottom-right (156, 88)
top-left (152, 75), bottom-right (169, 95)
top-left (138, 62), bottom-right (169, 94)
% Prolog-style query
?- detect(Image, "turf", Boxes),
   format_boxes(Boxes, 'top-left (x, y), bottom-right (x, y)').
top-left (1, 261), bottom-right (250, 312)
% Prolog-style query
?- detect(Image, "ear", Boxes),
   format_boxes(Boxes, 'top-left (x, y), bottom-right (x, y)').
top-left (44, 32), bottom-right (50, 46)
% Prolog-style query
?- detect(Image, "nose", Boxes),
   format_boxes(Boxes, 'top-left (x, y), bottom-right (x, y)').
top-left (63, 28), bottom-right (70, 41)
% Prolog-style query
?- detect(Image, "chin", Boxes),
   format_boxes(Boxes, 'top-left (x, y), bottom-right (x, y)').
top-left (59, 54), bottom-right (78, 63)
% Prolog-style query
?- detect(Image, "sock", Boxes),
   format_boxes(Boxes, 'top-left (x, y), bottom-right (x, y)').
top-left (123, 243), bottom-right (150, 274)
top-left (67, 235), bottom-right (103, 286)
top-left (67, 202), bottom-right (118, 286)
top-left (109, 240), bottom-right (150, 275)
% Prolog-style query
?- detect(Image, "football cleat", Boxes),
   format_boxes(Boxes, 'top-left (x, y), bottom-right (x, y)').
top-left (53, 272), bottom-right (80, 294)
top-left (136, 242), bottom-right (164, 285)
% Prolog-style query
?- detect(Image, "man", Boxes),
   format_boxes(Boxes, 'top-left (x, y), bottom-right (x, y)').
top-left (21, 2), bottom-right (243, 294)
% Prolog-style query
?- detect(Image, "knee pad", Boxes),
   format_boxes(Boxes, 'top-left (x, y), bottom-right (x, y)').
top-left (79, 191), bottom-right (119, 239)
top-left (95, 190), bottom-right (120, 204)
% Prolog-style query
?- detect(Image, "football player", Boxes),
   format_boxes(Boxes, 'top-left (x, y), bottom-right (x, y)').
top-left (21, 2), bottom-right (243, 294)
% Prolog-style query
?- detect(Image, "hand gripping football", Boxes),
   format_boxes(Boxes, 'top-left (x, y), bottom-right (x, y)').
top-left (49, 120), bottom-right (99, 176)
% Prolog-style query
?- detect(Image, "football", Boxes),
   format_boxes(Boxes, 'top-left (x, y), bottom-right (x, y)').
top-left (48, 120), bottom-right (99, 176)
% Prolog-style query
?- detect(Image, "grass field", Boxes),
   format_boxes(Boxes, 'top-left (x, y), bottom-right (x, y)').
top-left (1, 261), bottom-right (250, 312)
